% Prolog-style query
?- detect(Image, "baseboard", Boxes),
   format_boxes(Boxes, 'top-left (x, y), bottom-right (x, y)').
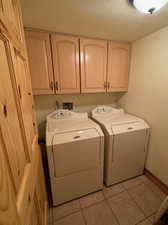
top-left (144, 168), bottom-right (168, 195)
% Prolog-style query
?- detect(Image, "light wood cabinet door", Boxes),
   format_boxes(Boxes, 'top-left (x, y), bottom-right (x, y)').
top-left (107, 42), bottom-right (130, 92)
top-left (51, 34), bottom-right (80, 94)
top-left (25, 31), bottom-right (54, 95)
top-left (0, 129), bottom-right (21, 225)
top-left (0, 36), bottom-right (29, 193)
top-left (80, 38), bottom-right (107, 93)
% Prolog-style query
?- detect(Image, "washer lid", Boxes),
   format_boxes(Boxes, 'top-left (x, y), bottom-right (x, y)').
top-left (112, 122), bottom-right (148, 135)
top-left (52, 128), bottom-right (100, 145)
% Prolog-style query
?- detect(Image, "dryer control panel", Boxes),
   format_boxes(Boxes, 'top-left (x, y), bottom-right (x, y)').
top-left (92, 106), bottom-right (124, 115)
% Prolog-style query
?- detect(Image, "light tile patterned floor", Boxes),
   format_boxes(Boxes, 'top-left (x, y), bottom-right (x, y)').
top-left (48, 175), bottom-right (167, 225)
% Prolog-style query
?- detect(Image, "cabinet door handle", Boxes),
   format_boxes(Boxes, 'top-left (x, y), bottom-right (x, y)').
top-left (50, 81), bottom-right (54, 90)
top-left (54, 81), bottom-right (58, 91)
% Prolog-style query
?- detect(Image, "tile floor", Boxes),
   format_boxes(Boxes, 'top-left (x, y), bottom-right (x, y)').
top-left (48, 175), bottom-right (167, 225)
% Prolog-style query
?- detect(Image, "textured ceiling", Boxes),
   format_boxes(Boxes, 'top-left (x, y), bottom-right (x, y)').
top-left (20, 0), bottom-right (168, 42)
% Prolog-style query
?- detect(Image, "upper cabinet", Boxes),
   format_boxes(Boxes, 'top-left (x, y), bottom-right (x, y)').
top-left (25, 30), bottom-right (131, 95)
top-left (80, 38), bottom-right (107, 93)
top-left (107, 42), bottom-right (130, 92)
top-left (51, 34), bottom-right (80, 94)
top-left (25, 31), bottom-right (54, 95)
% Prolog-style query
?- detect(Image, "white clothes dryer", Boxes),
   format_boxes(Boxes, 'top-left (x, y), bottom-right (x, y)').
top-left (91, 105), bottom-right (150, 186)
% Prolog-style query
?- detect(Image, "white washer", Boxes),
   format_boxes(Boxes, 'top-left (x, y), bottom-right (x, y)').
top-left (46, 110), bottom-right (104, 206)
top-left (91, 105), bottom-right (150, 186)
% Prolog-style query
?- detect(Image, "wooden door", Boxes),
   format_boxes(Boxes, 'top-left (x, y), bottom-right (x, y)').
top-left (107, 41), bottom-right (130, 92)
top-left (0, 0), bottom-right (17, 26)
top-left (0, 0), bottom-right (48, 224)
top-left (0, 129), bottom-right (21, 225)
top-left (0, 35), bottom-right (29, 193)
top-left (25, 31), bottom-right (54, 95)
top-left (36, 152), bottom-right (48, 225)
top-left (80, 38), bottom-right (107, 93)
top-left (10, 45), bottom-right (37, 159)
top-left (0, 0), bottom-right (24, 42)
top-left (29, 198), bottom-right (40, 225)
top-left (51, 34), bottom-right (80, 94)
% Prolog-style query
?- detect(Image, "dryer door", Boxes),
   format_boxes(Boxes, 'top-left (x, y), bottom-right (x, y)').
top-left (52, 129), bottom-right (101, 177)
top-left (110, 123), bottom-right (149, 184)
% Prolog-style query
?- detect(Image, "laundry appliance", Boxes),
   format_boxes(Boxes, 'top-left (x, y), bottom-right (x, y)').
top-left (46, 110), bottom-right (104, 205)
top-left (91, 106), bottom-right (150, 186)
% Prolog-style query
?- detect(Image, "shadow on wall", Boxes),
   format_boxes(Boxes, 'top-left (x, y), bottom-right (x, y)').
top-left (34, 93), bottom-right (123, 140)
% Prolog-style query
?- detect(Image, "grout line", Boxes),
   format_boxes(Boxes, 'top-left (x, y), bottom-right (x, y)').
top-left (121, 177), bottom-right (144, 191)
top-left (104, 190), bottom-right (127, 200)
top-left (145, 213), bottom-right (156, 224)
top-left (79, 198), bottom-right (88, 225)
top-left (79, 199), bottom-right (105, 210)
top-left (52, 190), bottom-right (105, 223)
top-left (103, 183), bottom-right (129, 200)
top-left (118, 176), bottom-right (149, 218)
top-left (141, 179), bottom-right (165, 202)
top-left (105, 198), bottom-right (121, 225)
top-left (52, 209), bottom-right (81, 223)
top-left (78, 191), bottom-right (106, 209)
top-left (124, 182), bottom-right (159, 222)
top-left (125, 186), bottom-right (147, 218)
top-left (52, 176), bottom-right (158, 225)
top-left (134, 218), bottom-right (150, 225)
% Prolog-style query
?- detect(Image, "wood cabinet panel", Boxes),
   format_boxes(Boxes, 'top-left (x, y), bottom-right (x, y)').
top-left (107, 42), bottom-right (130, 92)
top-left (17, 139), bottom-right (40, 225)
top-left (0, 1), bottom-right (48, 224)
top-left (0, 0), bottom-right (24, 42)
top-left (0, 36), bottom-right (29, 193)
top-left (25, 31), bottom-right (54, 95)
top-left (11, 46), bottom-right (37, 159)
top-left (0, 129), bottom-right (21, 225)
top-left (80, 38), bottom-right (107, 93)
top-left (1, 0), bottom-right (17, 27)
top-left (36, 153), bottom-right (48, 225)
top-left (29, 197), bottom-right (40, 225)
top-left (51, 34), bottom-right (80, 94)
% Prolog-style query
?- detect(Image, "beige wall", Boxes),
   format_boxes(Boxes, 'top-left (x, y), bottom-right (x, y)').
top-left (35, 93), bottom-right (119, 140)
top-left (118, 26), bottom-right (168, 185)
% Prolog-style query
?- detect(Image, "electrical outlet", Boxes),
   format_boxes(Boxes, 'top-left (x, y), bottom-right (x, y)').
top-left (62, 102), bottom-right (73, 110)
